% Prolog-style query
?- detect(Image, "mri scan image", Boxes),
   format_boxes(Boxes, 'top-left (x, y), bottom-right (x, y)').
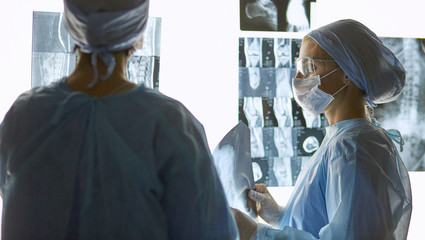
top-left (32, 12), bottom-right (161, 89)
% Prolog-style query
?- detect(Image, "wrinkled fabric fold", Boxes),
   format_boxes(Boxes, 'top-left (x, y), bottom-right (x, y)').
top-left (371, 118), bottom-right (405, 152)
top-left (0, 79), bottom-right (238, 239)
top-left (256, 118), bottom-right (411, 240)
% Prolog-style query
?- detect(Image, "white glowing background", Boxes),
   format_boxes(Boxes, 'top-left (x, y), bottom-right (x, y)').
top-left (0, 0), bottom-right (424, 239)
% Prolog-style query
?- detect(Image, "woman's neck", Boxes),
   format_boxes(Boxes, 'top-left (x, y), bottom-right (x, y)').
top-left (66, 51), bottom-right (137, 97)
top-left (324, 85), bottom-right (368, 125)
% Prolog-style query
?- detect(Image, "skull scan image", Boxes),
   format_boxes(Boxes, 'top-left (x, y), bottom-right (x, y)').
top-left (303, 136), bottom-right (320, 154)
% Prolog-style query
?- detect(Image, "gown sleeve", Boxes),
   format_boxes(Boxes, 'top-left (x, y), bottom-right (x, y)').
top-left (256, 135), bottom-right (411, 240)
top-left (152, 102), bottom-right (239, 240)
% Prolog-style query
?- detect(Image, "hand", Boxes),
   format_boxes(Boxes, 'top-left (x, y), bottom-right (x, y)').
top-left (231, 208), bottom-right (257, 240)
top-left (248, 184), bottom-right (283, 226)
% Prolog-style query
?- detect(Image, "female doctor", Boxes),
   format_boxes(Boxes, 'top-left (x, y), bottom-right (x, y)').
top-left (233, 19), bottom-right (412, 240)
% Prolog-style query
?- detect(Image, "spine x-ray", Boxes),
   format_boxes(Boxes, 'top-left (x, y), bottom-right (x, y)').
top-left (212, 122), bottom-right (257, 218)
top-left (375, 37), bottom-right (425, 171)
top-left (31, 12), bottom-right (161, 89)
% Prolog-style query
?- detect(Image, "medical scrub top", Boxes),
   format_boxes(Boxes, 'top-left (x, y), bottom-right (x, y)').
top-left (0, 78), bottom-right (238, 240)
top-left (258, 118), bottom-right (412, 240)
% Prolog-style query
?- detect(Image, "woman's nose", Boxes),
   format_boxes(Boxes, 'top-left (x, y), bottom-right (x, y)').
top-left (295, 71), bottom-right (304, 78)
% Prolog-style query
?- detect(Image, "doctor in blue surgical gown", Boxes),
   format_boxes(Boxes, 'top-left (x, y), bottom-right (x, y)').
top-left (0, 0), bottom-right (238, 239)
top-left (232, 19), bottom-right (412, 240)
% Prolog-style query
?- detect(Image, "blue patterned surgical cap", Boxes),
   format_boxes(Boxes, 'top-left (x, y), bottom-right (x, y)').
top-left (63, 0), bottom-right (149, 88)
top-left (307, 19), bottom-right (405, 106)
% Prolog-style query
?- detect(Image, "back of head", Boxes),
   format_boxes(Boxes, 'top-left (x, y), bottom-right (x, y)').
top-left (69, 0), bottom-right (141, 12)
top-left (307, 19), bottom-right (405, 106)
top-left (64, 0), bottom-right (149, 52)
top-left (63, 0), bottom-right (150, 87)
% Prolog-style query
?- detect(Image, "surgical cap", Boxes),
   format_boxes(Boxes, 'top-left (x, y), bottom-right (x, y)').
top-left (63, 0), bottom-right (149, 87)
top-left (307, 19), bottom-right (405, 106)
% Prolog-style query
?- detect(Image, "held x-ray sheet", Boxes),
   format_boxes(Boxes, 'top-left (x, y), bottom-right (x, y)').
top-left (212, 121), bottom-right (257, 218)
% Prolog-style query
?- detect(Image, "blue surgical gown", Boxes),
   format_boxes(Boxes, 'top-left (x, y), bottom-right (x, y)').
top-left (257, 118), bottom-right (412, 240)
top-left (0, 78), bottom-right (238, 240)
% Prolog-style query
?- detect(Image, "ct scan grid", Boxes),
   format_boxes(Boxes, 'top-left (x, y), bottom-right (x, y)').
top-left (239, 37), bottom-right (327, 187)
top-left (240, 36), bottom-right (425, 187)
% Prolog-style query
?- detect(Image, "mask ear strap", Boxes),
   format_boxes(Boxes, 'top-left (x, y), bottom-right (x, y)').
top-left (321, 67), bottom-right (341, 79)
top-left (331, 83), bottom-right (349, 97)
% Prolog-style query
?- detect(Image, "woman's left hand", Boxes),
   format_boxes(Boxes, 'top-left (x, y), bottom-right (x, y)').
top-left (231, 208), bottom-right (257, 240)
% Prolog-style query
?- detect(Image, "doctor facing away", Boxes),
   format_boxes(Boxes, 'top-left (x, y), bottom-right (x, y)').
top-left (0, 0), bottom-right (238, 239)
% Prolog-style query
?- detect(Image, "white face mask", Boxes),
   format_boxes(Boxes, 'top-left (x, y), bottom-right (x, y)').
top-left (292, 68), bottom-right (348, 117)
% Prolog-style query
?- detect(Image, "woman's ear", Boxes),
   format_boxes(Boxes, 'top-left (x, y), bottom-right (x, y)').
top-left (345, 75), bottom-right (351, 85)
top-left (134, 36), bottom-right (144, 50)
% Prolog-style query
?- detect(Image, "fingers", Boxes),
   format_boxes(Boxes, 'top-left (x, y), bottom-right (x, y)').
top-left (254, 183), bottom-right (268, 194)
top-left (248, 189), bottom-right (268, 203)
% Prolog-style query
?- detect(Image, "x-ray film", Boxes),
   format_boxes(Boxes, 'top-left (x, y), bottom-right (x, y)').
top-left (239, 35), bottom-right (425, 188)
top-left (32, 12), bottom-right (161, 89)
top-left (240, 97), bottom-right (265, 128)
top-left (239, 67), bottom-right (276, 97)
top-left (31, 12), bottom-right (76, 87)
top-left (245, 37), bottom-right (262, 67)
top-left (269, 157), bottom-right (293, 186)
top-left (240, 0), bottom-right (317, 32)
top-left (212, 121), bottom-right (257, 218)
top-left (276, 68), bottom-right (293, 97)
top-left (250, 127), bottom-right (266, 158)
top-left (293, 128), bottom-right (325, 156)
top-left (268, 157), bottom-right (304, 187)
top-left (262, 38), bottom-right (275, 68)
top-left (273, 97), bottom-right (293, 127)
top-left (252, 158), bottom-right (269, 185)
top-left (239, 37), bottom-right (328, 186)
top-left (263, 98), bottom-right (279, 127)
top-left (275, 38), bottom-right (291, 68)
top-left (375, 37), bottom-right (425, 171)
